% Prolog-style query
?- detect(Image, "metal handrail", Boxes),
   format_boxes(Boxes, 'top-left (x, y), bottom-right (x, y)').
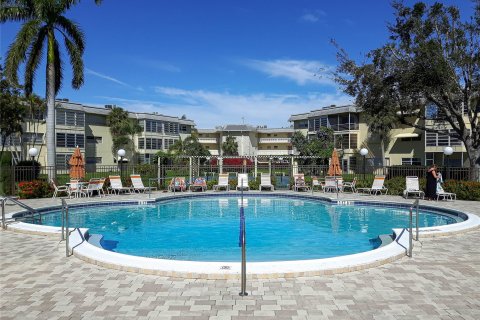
top-left (61, 198), bottom-right (71, 257)
top-left (408, 198), bottom-right (420, 257)
top-left (239, 179), bottom-right (248, 296)
top-left (1, 196), bottom-right (40, 229)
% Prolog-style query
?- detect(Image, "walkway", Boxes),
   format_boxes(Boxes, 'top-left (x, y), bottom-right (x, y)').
top-left (1, 192), bottom-right (479, 319)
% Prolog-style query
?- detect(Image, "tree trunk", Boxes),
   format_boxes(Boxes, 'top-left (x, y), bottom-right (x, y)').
top-left (465, 142), bottom-right (480, 181)
top-left (45, 32), bottom-right (56, 180)
top-left (380, 136), bottom-right (386, 167)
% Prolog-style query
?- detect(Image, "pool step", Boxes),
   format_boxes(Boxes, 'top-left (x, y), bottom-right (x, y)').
top-left (87, 234), bottom-right (104, 248)
top-left (378, 234), bottom-right (394, 248)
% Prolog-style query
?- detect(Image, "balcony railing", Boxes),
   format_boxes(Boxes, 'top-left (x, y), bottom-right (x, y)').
top-left (256, 150), bottom-right (294, 155)
top-left (258, 138), bottom-right (291, 144)
top-left (198, 138), bottom-right (218, 143)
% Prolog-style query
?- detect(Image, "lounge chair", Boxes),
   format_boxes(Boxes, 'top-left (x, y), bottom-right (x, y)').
top-left (213, 173), bottom-right (230, 191)
top-left (68, 179), bottom-right (87, 198)
top-left (357, 175), bottom-right (388, 195)
top-left (108, 175), bottom-right (132, 194)
top-left (403, 176), bottom-right (424, 199)
top-left (293, 173), bottom-right (311, 192)
top-left (51, 179), bottom-right (69, 198)
top-left (436, 173), bottom-right (456, 201)
top-left (236, 173), bottom-right (249, 191)
top-left (343, 177), bottom-right (357, 193)
top-left (82, 178), bottom-right (102, 197)
top-left (168, 177), bottom-right (187, 192)
top-left (259, 173), bottom-right (274, 191)
top-left (131, 174), bottom-right (157, 193)
top-left (189, 177), bottom-right (207, 192)
top-left (311, 176), bottom-right (322, 191)
top-left (323, 176), bottom-right (343, 193)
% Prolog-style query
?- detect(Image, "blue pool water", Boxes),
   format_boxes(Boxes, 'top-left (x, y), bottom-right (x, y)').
top-left (38, 196), bottom-right (459, 262)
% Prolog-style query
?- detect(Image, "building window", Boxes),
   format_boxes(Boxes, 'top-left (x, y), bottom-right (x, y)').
top-left (179, 125), bottom-right (188, 132)
top-left (56, 109), bottom-right (85, 127)
top-left (295, 120), bottom-right (308, 129)
top-left (86, 157), bottom-right (102, 164)
top-left (425, 152), bottom-right (434, 166)
top-left (56, 133), bottom-right (85, 148)
top-left (402, 158), bottom-right (421, 166)
top-left (86, 136), bottom-right (102, 144)
top-left (138, 137), bottom-right (145, 149)
top-left (164, 138), bottom-right (177, 150)
top-left (426, 130), bottom-right (465, 147)
top-left (349, 156), bottom-right (357, 171)
top-left (349, 134), bottom-right (358, 149)
top-left (56, 154), bottom-right (71, 169)
top-left (143, 138), bottom-right (162, 150)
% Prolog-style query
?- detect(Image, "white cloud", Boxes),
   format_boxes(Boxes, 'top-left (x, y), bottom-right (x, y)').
top-left (134, 59), bottom-right (181, 73)
top-left (241, 59), bottom-right (335, 86)
top-left (85, 68), bottom-right (129, 87)
top-left (300, 10), bottom-right (326, 23)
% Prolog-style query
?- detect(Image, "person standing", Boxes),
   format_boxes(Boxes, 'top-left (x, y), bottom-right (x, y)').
top-left (425, 164), bottom-right (438, 200)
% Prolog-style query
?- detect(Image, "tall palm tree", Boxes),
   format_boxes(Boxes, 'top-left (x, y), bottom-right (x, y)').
top-left (1, 0), bottom-right (100, 179)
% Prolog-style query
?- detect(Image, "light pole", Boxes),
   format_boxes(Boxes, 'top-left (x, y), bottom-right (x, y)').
top-left (443, 146), bottom-right (453, 180)
top-left (117, 149), bottom-right (126, 181)
top-left (28, 147), bottom-right (38, 180)
top-left (360, 148), bottom-right (368, 181)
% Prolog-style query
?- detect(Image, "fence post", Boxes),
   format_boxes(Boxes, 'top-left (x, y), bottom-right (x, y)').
top-left (189, 157), bottom-right (193, 184)
top-left (254, 157), bottom-right (257, 179)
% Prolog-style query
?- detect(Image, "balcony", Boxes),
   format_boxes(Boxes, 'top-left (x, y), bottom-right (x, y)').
top-left (256, 150), bottom-right (294, 156)
top-left (258, 138), bottom-right (291, 144)
top-left (198, 137), bottom-right (218, 143)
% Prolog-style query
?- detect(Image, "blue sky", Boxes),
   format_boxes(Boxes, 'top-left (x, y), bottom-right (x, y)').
top-left (1, 0), bottom-right (475, 128)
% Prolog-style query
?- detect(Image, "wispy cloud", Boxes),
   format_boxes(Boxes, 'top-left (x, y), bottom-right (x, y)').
top-left (85, 68), bottom-right (129, 86)
top-left (300, 10), bottom-right (326, 23)
top-left (241, 59), bottom-right (335, 86)
top-left (134, 59), bottom-right (181, 73)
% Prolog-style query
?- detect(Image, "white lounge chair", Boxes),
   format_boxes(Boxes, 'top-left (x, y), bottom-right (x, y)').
top-left (436, 173), bottom-right (456, 201)
top-left (108, 175), bottom-right (132, 194)
top-left (68, 179), bottom-right (87, 198)
top-left (311, 176), bottom-right (322, 191)
top-left (131, 174), bottom-right (157, 193)
top-left (51, 179), bottom-right (69, 198)
top-left (343, 178), bottom-right (357, 193)
top-left (236, 173), bottom-right (249, 191)
top-left (82, 178), bottom-right (101, 197)
top-left (293, 173), bottom-right (310, 192)
top-left (259, 173), bottom-right (274, 191)
top-left (403, 176), bottom-right (424, 199)
top-left (357, 175), bottom-right (388, 195)
top-left (213, 173), bottom-right (230, 191)
top-left (323, 176), bottom-right (343, 193)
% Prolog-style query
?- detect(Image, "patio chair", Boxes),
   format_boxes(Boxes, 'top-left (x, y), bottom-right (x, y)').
top-left (311, 176), bottom-right (322, 191)
top-left (343, 177), bottom-right (357, 193)
top-left (108, 175), bottom-right (132, 195)
top-left (236, 173), bottom-right (249, 191)
top-left (436, 173), bottom-right (456, 201)
top-left (51, 179), bottom-right (69, 198)
top-left (189, 177), bottom-right (207, 192)
top-left (293, 173), bottom-right (311, 192)
top-left (82, 178), bottom-right (102, 197)
top-left (168, 177), bottom-right (187, 192)
top-left (68, 179), bottom-right (87, 198)
top-left (259, 173), bottom-right (274, 191)
top-left (213, 173), bottom-right (230, 191)
top-left (131, 174), bottom-right (157, 193)
top-left (323, 176), bottom-right (343, 193)
top-left (357, 175), bottom-right (388, 195)
top-left (403, 176), bottom-right (424, 199)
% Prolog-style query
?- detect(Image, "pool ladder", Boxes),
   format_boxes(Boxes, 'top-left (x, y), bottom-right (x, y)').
top-left (1, 196), bottom-right (41, 229)
top-left (408, 199), bottom-right (420, 257)
top-left (61, 199), bottom-right (72, 257)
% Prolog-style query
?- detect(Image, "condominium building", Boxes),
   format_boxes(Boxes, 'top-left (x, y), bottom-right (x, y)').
top-left (197, 125), bottom-right (294, 156)
top-left (289, 104), bottom-right (471, 169)
top-left (5, 100), bottom-right (195, 166)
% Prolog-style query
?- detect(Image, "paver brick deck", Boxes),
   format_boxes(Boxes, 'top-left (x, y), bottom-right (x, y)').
top-left (1, 192), bottom-right (479, 319)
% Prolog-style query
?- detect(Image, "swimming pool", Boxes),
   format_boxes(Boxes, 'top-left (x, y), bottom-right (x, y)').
top-left (36, 195), bottom-right (460, 262)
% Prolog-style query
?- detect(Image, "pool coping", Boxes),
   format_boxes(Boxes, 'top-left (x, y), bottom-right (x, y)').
top-left (6, 192), bottom-right (480, 279)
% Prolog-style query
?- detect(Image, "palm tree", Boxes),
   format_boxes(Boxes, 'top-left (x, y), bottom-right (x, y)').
top-left (222, 135), bottom-right (238, 156)
top-left (1, 0), bottom-right (100, 178)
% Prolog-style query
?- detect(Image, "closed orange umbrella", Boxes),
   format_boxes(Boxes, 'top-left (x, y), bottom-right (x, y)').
top-left (69, 147), bottom-right (85, 179)
top-left (327, 149), bottom-right (342, 176)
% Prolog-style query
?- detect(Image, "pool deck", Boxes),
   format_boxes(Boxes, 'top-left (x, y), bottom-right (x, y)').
top-left (1, 191), bottom-right (479, 319)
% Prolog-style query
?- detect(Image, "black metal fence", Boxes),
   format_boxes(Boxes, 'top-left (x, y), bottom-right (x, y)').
top-left (1, 160), bottom-right (478, 196)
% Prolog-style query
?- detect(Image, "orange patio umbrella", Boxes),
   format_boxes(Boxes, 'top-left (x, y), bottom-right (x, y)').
top-left (327, 149), bottom-right (342, 176)
top-left (69, 146), bottom-right (85, 179)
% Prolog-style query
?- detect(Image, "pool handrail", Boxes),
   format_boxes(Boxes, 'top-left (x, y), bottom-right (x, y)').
top-left (1, 196), bottom-right (41, 229)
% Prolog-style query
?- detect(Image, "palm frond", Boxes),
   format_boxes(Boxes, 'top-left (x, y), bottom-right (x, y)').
top-left (5, 19), bottom-right (41, 85)
top-left (0, 0), bottom-right (34, 23)
top-left (64, 37), bottom-right (84, 89)
top-left (53, 38), bottom-right (63, 95)
top-left (56, 16), bottom-right (85, 53)
top-left (24, 26), bottom-right (47, 95)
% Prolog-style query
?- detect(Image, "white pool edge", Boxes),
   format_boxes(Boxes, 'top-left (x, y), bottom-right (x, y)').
top-left (6, 197), bottom-right (480, 279)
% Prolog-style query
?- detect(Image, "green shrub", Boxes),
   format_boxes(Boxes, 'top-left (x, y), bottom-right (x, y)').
top-left (18, 180), bottom-right (53, 199)
top-left (248, 178), bottom-right (260, 190)
top-left (443, 180), bottom-right (480, 201)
